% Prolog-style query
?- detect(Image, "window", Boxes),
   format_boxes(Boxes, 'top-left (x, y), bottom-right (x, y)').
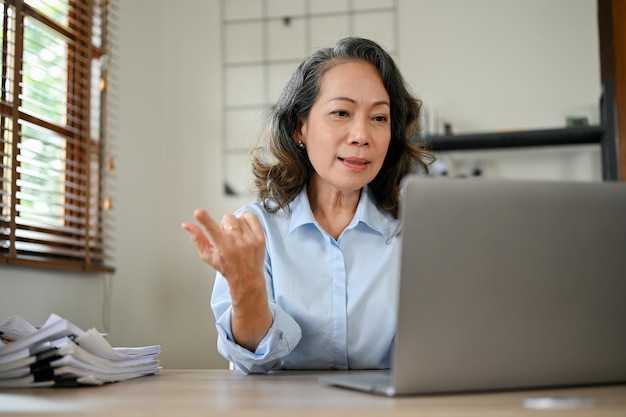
top-left (0, 0), bottom-right (115, 272)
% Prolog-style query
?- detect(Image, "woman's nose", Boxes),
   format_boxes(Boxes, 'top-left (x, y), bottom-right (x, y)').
top-left (349, 119), bottom-right (370, 146)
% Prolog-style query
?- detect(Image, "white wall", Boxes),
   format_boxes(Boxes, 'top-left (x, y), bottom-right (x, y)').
top-left (0, 0), bottom-right (601, 369)
top-left (401, 0), bottom-right (600, 132)
top-left (399, 0), bottom-right (601, 181)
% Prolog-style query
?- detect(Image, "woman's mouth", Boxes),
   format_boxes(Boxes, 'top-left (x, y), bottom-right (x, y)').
top-left (339, 157), bottom-right (369, 171)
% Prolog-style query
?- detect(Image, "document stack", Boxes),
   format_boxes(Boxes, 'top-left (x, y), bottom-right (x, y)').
top-left (0, 314), bottom-right (161, 388)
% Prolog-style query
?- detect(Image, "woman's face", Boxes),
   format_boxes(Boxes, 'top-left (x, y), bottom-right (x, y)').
top-left (295, 60), bottom-right (391, 195)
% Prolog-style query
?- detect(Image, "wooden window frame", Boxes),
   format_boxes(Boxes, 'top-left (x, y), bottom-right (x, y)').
top-left (0, 0), bottom-right (114, 272)
top-left (599, 0), bottom-right (626, 181)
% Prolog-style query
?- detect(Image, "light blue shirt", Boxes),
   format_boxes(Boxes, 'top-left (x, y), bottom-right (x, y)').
top-left (211, 187), bottom-right (401, 374)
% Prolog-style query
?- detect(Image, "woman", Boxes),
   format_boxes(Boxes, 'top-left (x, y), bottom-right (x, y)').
top-left (182, 37), bottom-right (433, 373)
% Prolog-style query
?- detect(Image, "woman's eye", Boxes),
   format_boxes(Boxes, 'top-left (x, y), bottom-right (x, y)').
top-left (332, 110), bottom-right (349, 117)
top-left (373, 115), bottom-right (388, 122)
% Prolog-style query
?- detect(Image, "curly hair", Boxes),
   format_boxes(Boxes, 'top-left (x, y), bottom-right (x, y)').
top-left (251, 37), bottom-right (434, 218)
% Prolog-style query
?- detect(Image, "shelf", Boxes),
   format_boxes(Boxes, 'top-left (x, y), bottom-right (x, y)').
top-left (421, 126), bottom-right (604, 152)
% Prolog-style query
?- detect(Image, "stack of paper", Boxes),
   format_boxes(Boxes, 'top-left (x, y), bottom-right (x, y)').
top-left (0, 314), bottom-right (161, 388)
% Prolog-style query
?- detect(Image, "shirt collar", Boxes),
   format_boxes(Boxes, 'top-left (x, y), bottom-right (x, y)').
top-left (287, 186), bottom-right (398, 239)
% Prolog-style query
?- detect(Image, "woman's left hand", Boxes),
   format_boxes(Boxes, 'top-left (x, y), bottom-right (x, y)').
top-left (181, 209), bottom-right (266, 285)
top-left (181, 209), bottom-right (272, 351)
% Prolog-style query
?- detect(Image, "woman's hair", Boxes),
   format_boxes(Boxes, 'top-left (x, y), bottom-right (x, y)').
top-left (251, 37), bottom-right (434, 218)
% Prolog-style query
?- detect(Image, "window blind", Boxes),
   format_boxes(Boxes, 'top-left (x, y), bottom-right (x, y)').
top-left (0, 0), bottom-right (115, 272)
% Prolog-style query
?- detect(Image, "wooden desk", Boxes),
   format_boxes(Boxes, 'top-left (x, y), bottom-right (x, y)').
top-left (1, 370), bottom-right (625, 416)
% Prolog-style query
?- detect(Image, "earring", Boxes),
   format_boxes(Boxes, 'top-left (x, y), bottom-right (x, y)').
top-left (297, 140), bottom-right (305, 150)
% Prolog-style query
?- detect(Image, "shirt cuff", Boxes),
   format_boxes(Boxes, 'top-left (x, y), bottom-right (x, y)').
top-left (215, 304), bottom-right (302, 374)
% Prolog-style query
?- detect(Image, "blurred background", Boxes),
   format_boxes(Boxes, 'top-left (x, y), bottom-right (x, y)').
top-left (0, 0), bottom-right (608, 369)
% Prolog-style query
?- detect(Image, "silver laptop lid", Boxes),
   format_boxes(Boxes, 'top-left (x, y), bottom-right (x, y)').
top-left (393, 177), bottom-right (626, 394)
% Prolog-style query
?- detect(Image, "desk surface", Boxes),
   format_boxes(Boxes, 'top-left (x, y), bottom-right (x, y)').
top-left (1, 370), bottom-right (625, 416)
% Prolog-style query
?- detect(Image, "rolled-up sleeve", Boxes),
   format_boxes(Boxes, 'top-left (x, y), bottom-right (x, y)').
top-left (212, 274), bottom-right (302, 374)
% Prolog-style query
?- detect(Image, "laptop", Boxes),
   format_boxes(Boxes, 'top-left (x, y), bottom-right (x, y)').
top-left (320, 176), bottom-right (626, 396)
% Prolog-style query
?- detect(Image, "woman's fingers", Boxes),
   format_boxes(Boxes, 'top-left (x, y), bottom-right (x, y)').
top-left (183, 209), bottom-right (266, 279)
top-left (239, 212), bottom-right (265, 245)
top-left (181, 222), bottom-right (216, 265)
top-left (182, 210), bottom-right (232, 269)
top-left (194, 209), bottom-right (224, 242)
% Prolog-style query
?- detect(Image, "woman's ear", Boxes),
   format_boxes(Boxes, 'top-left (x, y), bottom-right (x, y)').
top-left (293, 117), bottom-right (304, 143)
